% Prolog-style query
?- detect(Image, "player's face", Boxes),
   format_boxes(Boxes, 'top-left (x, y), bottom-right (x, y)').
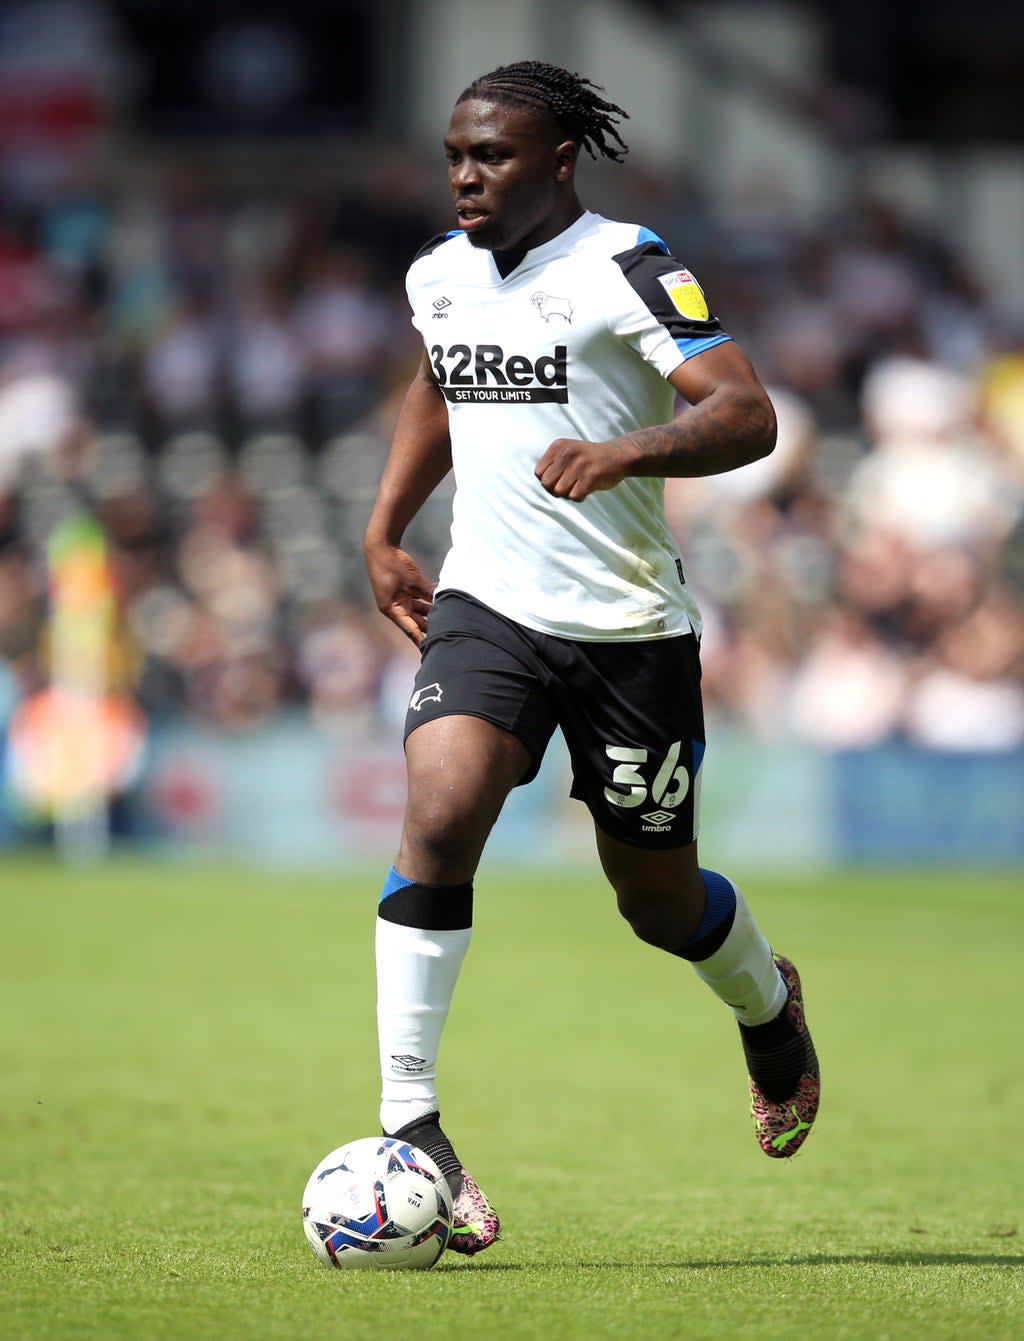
top-left (443, 99), bottom-right (577, 252)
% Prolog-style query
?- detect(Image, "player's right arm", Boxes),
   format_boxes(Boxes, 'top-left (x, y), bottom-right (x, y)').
top-left (363, 351), bottom-right (452, 645)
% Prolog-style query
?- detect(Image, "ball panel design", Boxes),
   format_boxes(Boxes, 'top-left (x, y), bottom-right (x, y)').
top-left (301, 1137), bottom-right (454, 1271)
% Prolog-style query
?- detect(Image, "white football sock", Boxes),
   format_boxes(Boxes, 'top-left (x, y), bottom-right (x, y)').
top-left (376, 916), bottom-right (471, 1135)
top-left (689, 886), bottom-right (787, 1025)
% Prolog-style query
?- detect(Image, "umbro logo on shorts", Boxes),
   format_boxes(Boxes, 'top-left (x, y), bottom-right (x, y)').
top-left (641, 809), bottom-right (676, 832)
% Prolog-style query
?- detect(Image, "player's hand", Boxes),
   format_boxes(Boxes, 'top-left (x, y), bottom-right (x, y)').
top-left (364, 542), bottom-right (436, 646)
top-left (534, 437), bottom-right (633, 502)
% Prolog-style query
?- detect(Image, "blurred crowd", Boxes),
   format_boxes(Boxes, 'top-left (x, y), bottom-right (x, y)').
top-left (0, 157), bottom-right (1023, 754)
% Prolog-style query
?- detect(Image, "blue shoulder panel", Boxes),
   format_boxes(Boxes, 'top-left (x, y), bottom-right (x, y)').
top-left (636, 226), bottom-right (669, 254)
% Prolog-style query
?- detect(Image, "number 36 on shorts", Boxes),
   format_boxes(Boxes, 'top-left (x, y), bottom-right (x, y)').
top-left (603, 740), bottom-right (693, 811)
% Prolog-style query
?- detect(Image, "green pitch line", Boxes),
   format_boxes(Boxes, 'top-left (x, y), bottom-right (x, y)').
top-left (1, 857), bottom-right (1021, 1341)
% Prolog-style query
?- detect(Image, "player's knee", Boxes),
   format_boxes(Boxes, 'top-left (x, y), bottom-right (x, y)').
top-left (616, 884), bottom-right (666, 946)
top-left (400, 792), bottom-right (486, 881)
top-left (615, 883), bottom-right (702, 952)
top-left (404, 815), bottom-right (469, 872)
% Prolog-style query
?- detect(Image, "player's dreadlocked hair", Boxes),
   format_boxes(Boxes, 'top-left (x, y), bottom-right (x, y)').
top-left (457, 61), bottom-right (630, 163)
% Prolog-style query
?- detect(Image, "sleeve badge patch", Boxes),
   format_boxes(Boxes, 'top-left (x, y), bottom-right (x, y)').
top-left (657, 269), bottom-right (709, 321)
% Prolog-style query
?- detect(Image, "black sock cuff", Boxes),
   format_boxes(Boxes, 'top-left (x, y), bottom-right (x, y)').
top-left (387, 1112), bottom-right (463, 1198)
top-left (378, 879), bottom-right (473, 930)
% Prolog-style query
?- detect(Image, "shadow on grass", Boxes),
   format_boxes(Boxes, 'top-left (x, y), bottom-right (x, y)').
top-left (449, 1252), bottom-right (1024, 1272)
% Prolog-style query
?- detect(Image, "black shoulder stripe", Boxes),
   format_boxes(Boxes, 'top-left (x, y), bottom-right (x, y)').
top-left (612, 242), bottom-right (724, 341)
top-left (411, 230), bottom-right (460, 265)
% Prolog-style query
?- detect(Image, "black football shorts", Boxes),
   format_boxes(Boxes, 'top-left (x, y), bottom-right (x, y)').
top-left (404, 589), bottom-right (706, 849)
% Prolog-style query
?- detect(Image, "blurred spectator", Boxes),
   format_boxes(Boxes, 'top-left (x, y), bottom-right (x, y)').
top-left (294, 245), bottom-right (394, 438)
top-left (786, 606), bottom-right (909, 746)
top-left (825, 198), bottom-right (925, 363)
top-left (903, 586), bottom-right (1024, 751)
top-left (0, 344), bottom-right (93, 487)
top-left (294, 600), bottom-right (382, 734)
top-left (141, 288), bottom-right (222, 434)
top-left (845, 354), bottom-right (1020, 549)
top-left (225, 278), bottom-right (306, 432)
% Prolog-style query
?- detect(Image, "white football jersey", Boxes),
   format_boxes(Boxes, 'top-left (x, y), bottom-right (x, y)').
top-left (405, 210), bottom-right (732, 641)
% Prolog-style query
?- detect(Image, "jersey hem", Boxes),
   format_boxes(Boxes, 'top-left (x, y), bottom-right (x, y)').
top-left (435, 585), bottom-right (699, 644)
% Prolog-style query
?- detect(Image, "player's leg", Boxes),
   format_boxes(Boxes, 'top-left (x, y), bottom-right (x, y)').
top-left (375, 591), bottom-right (559, 1253)
top-left (378, 711), bottom-right (529, 1253)
top-left (556, 629), bottom-right (818, 1158)
top-left (595, 829), bottom-right (820, 1158)
top-left (595, 833), bottom-right (781, 1013)
top-left (379, 710), bottom-right (530, 1149)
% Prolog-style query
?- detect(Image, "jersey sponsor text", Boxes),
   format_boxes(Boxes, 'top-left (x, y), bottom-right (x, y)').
top-left (430, 342), bottom-right (568, 403)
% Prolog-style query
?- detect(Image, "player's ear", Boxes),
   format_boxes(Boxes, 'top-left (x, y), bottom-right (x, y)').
top-left (553, 139), bottom-right (578, 182)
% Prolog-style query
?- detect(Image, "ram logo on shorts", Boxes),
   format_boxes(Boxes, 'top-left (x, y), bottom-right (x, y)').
top-left (409, 682), bottom-right (444, 711)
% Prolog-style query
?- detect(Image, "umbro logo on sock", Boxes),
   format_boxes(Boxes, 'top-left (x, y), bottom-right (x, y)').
top-left (390, 1054), bottom-right (428, 1073)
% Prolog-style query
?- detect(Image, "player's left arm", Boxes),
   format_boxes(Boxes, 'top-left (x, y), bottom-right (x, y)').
top-left (535, 341), bottom-right (777, 502)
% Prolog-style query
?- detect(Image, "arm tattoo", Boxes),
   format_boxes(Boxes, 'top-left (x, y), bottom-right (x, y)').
top-left (620, 389), bottom-right (776, 479)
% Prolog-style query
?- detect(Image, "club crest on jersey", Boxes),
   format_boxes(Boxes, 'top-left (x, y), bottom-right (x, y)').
top-left (657, 269), bottom-right (709, 321)
top-left (531, 291), bottom-right (573, 324)
top-left (429, 343), bottom-right (568, 403)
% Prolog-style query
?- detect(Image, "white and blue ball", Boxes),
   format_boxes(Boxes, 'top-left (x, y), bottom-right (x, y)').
top-left (302, 1137), bottom-right (453, 1270)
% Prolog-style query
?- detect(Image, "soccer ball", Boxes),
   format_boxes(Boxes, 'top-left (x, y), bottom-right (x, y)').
top-left (301, 1137), bottom-right (454, 1270)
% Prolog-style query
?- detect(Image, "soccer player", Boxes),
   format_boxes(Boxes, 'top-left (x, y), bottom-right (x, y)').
top-left (363, 61), bottom-right (820, 1256)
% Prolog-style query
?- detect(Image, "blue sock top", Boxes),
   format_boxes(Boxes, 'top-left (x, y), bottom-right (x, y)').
top-left (380, 865), bottom-right (415, 902)
top-left (686, 867), bottom-right (737, 947)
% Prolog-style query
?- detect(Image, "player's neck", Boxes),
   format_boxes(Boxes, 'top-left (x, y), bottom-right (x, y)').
top-left (492, 200), bottom-right (585, 277)
top-left (519, 197), bottom-right (585, 253)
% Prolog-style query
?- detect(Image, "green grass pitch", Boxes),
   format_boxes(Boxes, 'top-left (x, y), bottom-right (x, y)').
top-left (2, 856), bottom-right (1022, 1340)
